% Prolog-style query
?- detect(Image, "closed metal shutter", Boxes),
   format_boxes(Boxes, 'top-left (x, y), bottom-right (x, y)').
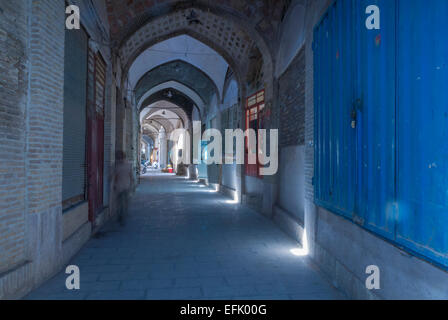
top-left (314, 0), bottom-right (448, 268)
top-left (95, 54), bottom-right (106, 211)
top-left (62, 28), bottom-right (88, 207)
top-left (95, 54), bottom-right (106, 114)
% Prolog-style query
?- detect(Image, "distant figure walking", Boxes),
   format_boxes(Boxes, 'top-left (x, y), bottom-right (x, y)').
top-left (113, 151), bottom-right (132, 225)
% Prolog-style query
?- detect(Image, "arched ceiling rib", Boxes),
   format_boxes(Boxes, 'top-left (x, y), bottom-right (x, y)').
top-left (148, 116), bottom-right (175, 133)
top-left (137, 81), bottom-right (205, 116)
top-left (143, 117), bottom-right (173, 133)
top-left (142, 123), bottom-right (160, 138)
top-left (116, 6), bottom-right (259, 96)
top-left (110, 2), bottom-right (291, 103)
top-left (142, 110), bottom-right (182, 131)
top-left (134, 60), bottom-right (219, 107)
top-left (140, 101), bottom-right (189, 130)
top-left (117, 7), bottom-right (255, 66)
top-left (139, 88), bottom-right (197, 121)
top-left (106, 1), bottom-right (290, 56)
top-left (150, 109), bottom-right (183, 129)
top-left (142, 120), bottom-right (162, 131)
top-left (129, 35), bottom-right (228, 97)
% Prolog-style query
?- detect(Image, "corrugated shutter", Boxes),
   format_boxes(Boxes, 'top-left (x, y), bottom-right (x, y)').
top-left (314, 0), bottom-right (448, 268)
top-left (62, 28), bottom-right (88, 206)
top-left (395, 0), bottom-right (448, 268)
top-left (95, 54), bottom-right (106, 114)
top-left (355, 0), bottom-right (397, 238)
top-left (314, 0), bottom-right (396, 231)
top-left (314, 0), bottom-right (357, 218)
top-left (95, 54), bottom-right (106, 211)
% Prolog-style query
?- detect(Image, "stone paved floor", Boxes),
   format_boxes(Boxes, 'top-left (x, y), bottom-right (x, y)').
top-left (25, 173), bottom-right (346, 300)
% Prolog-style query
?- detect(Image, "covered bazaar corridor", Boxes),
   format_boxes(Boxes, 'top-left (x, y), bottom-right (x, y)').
top-left (25, 172), bottom-right (344, 300)
top-left (0, 0), bottom-right (447, 300)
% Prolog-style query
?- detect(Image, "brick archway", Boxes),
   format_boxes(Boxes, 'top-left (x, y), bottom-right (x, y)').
top-left (134, 60), bottom-right (220, 108)
top-left (137, 81), bottom-right (206, 121)
top-left (116, 5), bottom-right (275, 102)
top-left (141, 100), bottom-right (190, 131)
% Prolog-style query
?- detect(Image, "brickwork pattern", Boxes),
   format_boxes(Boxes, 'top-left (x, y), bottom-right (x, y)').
top-left (304, 0), bottom-right (332, 203)
top-left (105, 0), bottom-right (288, 43)
top-left (113, 2), bottom-right (277, 110)
top-left (134, 60), bottom-right (218, 107)
top-left (0, 0), bottom-right (66, 292)
top-left (119, 8), bottom-right (254, 67)
top-left (278, 47), bottom-right (305, 147)
top-left (27, 0), bottom-right (66, 214)
top-left (0, 0), bottom-right (28, 274)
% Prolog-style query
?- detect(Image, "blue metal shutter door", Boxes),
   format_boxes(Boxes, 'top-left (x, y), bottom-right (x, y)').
top-left (396, 0), bottom-right (448, 267)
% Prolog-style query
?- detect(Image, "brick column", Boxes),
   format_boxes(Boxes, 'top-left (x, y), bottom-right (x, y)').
top-left (0, 0), bottom-right (28, 278)
top-left (25, 0), bottom-right (66, 285)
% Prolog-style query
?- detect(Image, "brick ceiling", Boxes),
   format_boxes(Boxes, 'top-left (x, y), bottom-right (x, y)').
top-left (105, 0), bottom-right (290, 43)
top-left (107, 0), bottom-right (290, 107)
top-left (134, 60), bottom-right (218, 107)
top-left (139, 88), bottom-right (196, 118)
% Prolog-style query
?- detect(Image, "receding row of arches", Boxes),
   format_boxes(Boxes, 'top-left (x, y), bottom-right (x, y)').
top-left (115, 4), bottom-right (274, 188)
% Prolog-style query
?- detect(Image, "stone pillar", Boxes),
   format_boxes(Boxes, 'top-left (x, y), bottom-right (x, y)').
top-left (159, 130), bottom-right (167, 169)
top-left (145, 142), bottom-right (150, 161)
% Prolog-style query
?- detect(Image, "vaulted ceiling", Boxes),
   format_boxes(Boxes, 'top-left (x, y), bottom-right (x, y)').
top-left (105, 0), bottom-right (291, 45)
top-left (110, 0), bottom-right (292, 137)
top-left (128, 35), bottom-right (228, 95)
top-left (140, 101), bottom-right (189, 129)
top-left (134, 60), bottom-right (218, 107)
top-left (139, 88), bottom-right (197, 120)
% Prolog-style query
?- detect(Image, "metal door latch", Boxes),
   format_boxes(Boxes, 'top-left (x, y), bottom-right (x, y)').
top-left (351, 109), bottom-right (357, 129)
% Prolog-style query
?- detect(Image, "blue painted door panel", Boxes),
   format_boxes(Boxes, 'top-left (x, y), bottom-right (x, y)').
top-left (395, 0), bottom-right (448, 267)
top-left (314, 0), bottom-right (396, 231)
top-left (355, 0), bottom-right (397, 238)
top-left (314, 0), bottom-right (357, 219)
top-left (314, 0), bottom-right (448, 268)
